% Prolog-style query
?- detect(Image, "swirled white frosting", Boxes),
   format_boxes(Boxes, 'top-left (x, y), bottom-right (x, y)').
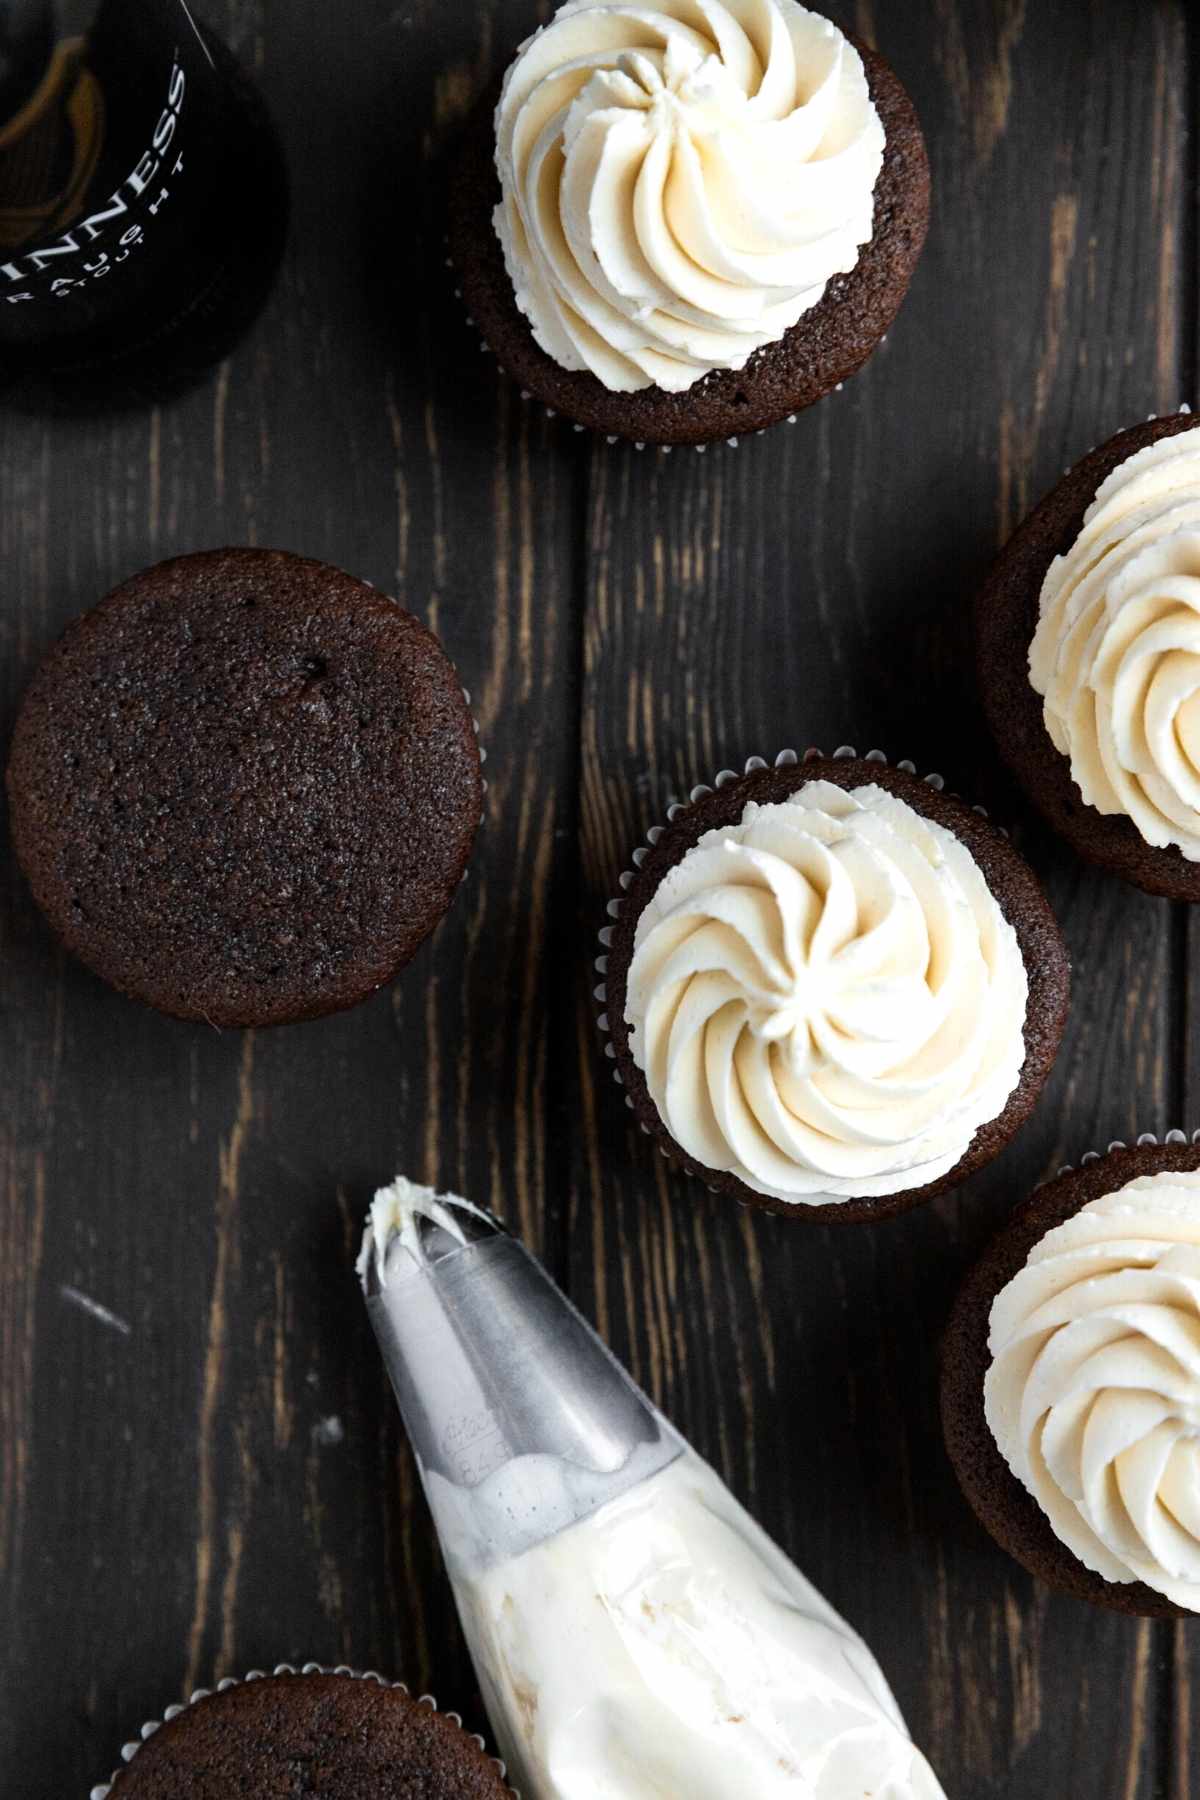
top-left (493, 0), bottom-right (885, 393)
top-left (985, 1170), bottom-right (1200, 1608)
top-left (1029, 428), bottom-right (1200, 859)
top-left (624, 781), bottom-right (1029, 1203)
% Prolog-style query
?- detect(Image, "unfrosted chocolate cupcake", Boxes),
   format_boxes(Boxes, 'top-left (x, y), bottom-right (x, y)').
top-left (7, 549), bottom-right (483, 1027)
top-left (976, 411), bottom-right (1200, 899)
top-left (942, 1134), bottom-right (1200, 1617)
top-left (92, 1666), bottom-right (512, 1798)
top-left (599, 749), bottom-right (1069, 1222)
top-left (450, 1), bottom-right (929, 446)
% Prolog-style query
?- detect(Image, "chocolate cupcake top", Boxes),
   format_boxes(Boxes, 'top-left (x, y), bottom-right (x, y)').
top-left (7, 549), bottom-right (483, 1028)
top-left (622, 775), bottom-right (1029, 1205)
top-left (99, 1670), bottom-right (511, 1797)
top-left (493, 0), bottom-right (884, 394)
top-left (1029, 428), bottom-right (1200, 861)
top-left (985, 1166), bottom-right (1200, 1611)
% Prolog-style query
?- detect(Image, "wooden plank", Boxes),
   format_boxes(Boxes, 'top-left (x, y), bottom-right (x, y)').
top-left (568, 4), bottom-right (1191, 1799)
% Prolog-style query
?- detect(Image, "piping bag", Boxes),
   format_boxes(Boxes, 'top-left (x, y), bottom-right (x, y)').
top-left (359, 1177), bottom-right (947, 1800)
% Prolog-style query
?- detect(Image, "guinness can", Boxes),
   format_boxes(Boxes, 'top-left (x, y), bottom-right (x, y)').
top-left (0, 0), bottom-right (287, 406)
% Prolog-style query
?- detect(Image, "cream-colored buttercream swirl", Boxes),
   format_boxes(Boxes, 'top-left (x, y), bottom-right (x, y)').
top-left (985, 1170), bottom-right (1200, 1608)
top-left (624, 781), bottom-right (1028, 1202)
top-left (1029, 428), bottom-right (1200, 859)
top-left (493, 0), bottom-right (885, 393)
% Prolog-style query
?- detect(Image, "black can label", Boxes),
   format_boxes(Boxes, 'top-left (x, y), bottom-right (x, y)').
top-left (0, 0), bottom-right (228, 346)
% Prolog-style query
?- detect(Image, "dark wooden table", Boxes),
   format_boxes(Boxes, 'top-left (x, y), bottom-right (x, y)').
top-left (0, 2), bottom-right (1196, 1795)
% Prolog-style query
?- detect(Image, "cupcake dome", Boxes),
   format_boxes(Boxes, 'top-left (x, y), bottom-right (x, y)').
top-left (976, 411), bottom-right (1200, 898)
top-left (450, 1), bottom-right (929, 445)
top-left (942, 1135), bottom-right (1200, 1616)
top-left (600, 751), bottom-right (1069, 1221)
top-left (93, 1667), bottom-right (512, 1798)
top-left (6, 549), bottom-right (483, 1027)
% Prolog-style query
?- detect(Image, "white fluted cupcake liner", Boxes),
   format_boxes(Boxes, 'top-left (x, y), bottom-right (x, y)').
top-left (1052, 1127), bottom-right (1200, 1182)
top-left (594, 744), bottom-right (1002, 1195)
top-left (90, 1662), bottom-right (516, 1798)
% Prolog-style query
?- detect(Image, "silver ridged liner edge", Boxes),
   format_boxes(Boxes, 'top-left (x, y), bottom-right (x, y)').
top-left (89, 1663), bottom-right (516, 1798)
top-left (1052, 1128), bottom-right (1200, 1181)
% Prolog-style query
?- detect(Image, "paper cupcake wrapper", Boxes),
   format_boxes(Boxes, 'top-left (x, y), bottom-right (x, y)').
top-left (1052, 1127), bottom-right (1200, 1182)
top-left (448, 246), bottom-right (854, 452)
top-left (90, 1662), bottom-right (516, 1798)
top-left (594, 744), bottom-right (1001, 1194)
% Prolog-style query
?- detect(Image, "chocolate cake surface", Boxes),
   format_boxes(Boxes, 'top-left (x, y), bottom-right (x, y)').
top-left (449, 40), bottom-right (930, 446)
top-left (602, 754), bottom-right (1069, 1223)
top-left (975, 412), bottom-right (1200, 900)
top-left (6, 549), bottom-right (482, 1027)
top-left (941, 1138), bottom-right (1200, 1616)
top-left (102, 1671), bottom-right (511, 1798)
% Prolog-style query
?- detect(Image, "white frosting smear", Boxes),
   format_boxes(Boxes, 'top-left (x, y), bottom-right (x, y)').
top-left (624, 780), bottom-right (1028, 1203)
top-left (448, 1448), bottom-right (946, 1798)
top-left (1029, 427), bottom-right (1200, 859)
top-left (493, 0), bottom-right (885, 393)
top-left (985, 1169), bottom-right (1200, 1609)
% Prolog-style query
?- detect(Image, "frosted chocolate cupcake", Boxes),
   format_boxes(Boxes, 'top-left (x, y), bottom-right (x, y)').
top-left (600, 752), bottom-right (1069, 1221)
top-left (450, 1), bottom-right (930, 446)
top-left (977, 411), bottom-right (1200, 898)
top-left (943, 1136), bottom-right (1200, 1616)
top-left (92, 1666), bottom-right (513, 1798)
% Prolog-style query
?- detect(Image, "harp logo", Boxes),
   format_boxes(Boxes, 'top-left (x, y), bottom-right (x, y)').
top-left (0, 36), bottom-right (103, 252)
top-left (0, 47), bottom-right (187, 295)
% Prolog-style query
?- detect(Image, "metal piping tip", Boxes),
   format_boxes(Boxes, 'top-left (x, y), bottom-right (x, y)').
top-left (358, 1173), bottom-right (678, 1507)
top-left (356, 1176), bottom-right (507, 1297)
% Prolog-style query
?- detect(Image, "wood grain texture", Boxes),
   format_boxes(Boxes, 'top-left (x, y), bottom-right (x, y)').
top-left (0, 1), bottom-right (1194, 1797)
